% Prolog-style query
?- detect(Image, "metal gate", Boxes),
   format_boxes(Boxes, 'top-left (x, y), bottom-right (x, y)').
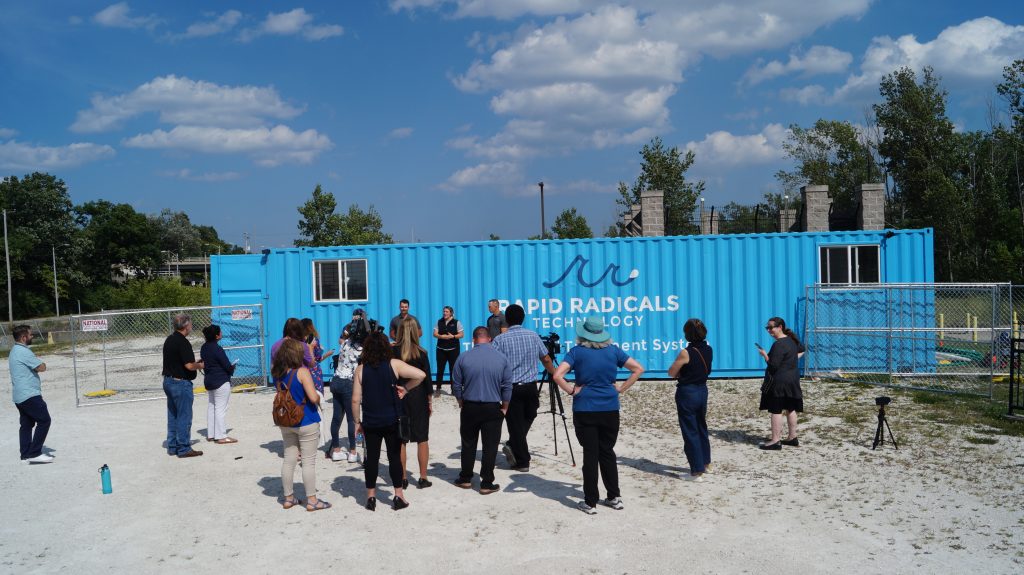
top-left (804, 283), bottom-right (1014, 397)
top-left (70, 304), bottom-right (266, 407)
top-left (1010, 338), bottom-right (1024, 416)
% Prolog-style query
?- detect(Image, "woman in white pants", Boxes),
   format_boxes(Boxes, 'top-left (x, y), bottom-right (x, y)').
top-left (201, 325), bottom-right (237, 444)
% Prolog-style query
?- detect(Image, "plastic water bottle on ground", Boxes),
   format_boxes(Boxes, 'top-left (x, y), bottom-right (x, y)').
top-left (99, 464), bottom-right (112, 494)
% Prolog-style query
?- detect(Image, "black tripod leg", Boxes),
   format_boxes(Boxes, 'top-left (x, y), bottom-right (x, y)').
top-left (553, 388), bottom-right (576, 466)
top-left (883, 417), bottom-right (898, 449)
top-left (547, 380), bottom-right (559, 456)
top-left (872, 413), bottom-right (883, 450)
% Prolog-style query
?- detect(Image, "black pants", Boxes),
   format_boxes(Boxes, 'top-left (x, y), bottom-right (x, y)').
top-left (506, 382), bottom-right (539, 466)
top-left (459, 401), bottom-right (504, 484)
top-left (435, 348), bottom-right (459, 388)
top-left (16, 395), bottom-right (51, 460)
top-left (363, 424), bottom-right (403, 489)
top-left (573, 410), bottom-right (620, 507)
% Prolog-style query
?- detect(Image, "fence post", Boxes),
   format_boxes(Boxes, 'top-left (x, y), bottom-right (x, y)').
top-left (991, 286), bottom-right (998, 399)
top-left (71, 314), bottom-right (80, 407)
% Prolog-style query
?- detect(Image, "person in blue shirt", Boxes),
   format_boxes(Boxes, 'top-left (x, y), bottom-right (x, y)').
top-left (553, 316), bottom-right (644, 515)
top-left (200, 325), bottom-right (237, 444)
top-left (8, 325), bottom-right (53, 464)
top-left (452, 326), bottom-right (512, 494)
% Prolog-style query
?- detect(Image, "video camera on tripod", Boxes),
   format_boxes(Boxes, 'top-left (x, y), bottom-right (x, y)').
top-left (537, 331), bottom-right (576, 466)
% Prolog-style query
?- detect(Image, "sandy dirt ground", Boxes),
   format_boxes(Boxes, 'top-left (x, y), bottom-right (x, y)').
top-left (1, 346), bottom-right (1022, 575)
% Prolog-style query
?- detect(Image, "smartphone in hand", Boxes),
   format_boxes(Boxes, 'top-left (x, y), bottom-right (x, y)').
top-left (231, 359), bottom-right (241, 366)
top-left (754, 342), bottom-right (764, 350)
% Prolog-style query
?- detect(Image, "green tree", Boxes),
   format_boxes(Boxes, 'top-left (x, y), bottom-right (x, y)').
top-left (336, 204), bottom-right (392, 245)
top-left (0, 172), bottom-right (88, 317)
top-left (550, 208), bottom-right (593, 239)
top-left (997, 59), bottom-right (1024, 134)
top-left (149, 209), bottom-right (203, 258)
top-left (873, 66), bottom-right (963, 280)
top-left (295, 184), bottom-right (344, 247)
top-left (775, 119), bottom-right (884, 211)
top-left (76, 200), bottom-right (162, 283)
top-left (616, 137), bottom-right (705, 236)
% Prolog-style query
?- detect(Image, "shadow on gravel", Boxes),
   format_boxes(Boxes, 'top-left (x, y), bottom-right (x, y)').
top-left (709, 428), bottom-right (763, 445)
top-left (503, 473), bottom-right (582, 509)
top-left (260, 439), bottom-right (284, 457)
top-left (618, 456), bottom-right (686, 479)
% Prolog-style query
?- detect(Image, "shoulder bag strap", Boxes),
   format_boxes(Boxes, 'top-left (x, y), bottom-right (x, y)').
top-left (692, 347), bottom-right (710, 376)
top-left (283, 369), bottom-right (306, 406)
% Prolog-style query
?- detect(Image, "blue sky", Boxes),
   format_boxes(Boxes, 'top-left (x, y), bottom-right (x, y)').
top-left (1, 1), bottom-right (1021, 249)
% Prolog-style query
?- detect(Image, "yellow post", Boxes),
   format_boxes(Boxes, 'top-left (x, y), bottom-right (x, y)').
top-left (938, 313), bottom-right (944, 344)
top-left (1014, 311), bottom-right (1019, 340)
top-left (972, 314), bottom-right (978, 342)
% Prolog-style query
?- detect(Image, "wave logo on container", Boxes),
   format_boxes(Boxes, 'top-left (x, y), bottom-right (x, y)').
top-left (542, 255), bottom-right (640, 288)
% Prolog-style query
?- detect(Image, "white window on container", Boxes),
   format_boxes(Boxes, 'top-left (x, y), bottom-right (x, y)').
top-left (313, 259), bottom-right (368, 302)
top-left (819, 245), bottom-right (880, 284)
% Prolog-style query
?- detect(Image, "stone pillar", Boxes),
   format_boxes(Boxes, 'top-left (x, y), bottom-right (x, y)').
top-left (700, 212), bottom-right (719, 235)
top-left (640, 189), bottom-right (664, 237)
top-left (856, 183), bottom-right (885, 230)
top-left (801, 185), bottom-right (831, 232)
top-left (778, 209), bottom-right (797, 232)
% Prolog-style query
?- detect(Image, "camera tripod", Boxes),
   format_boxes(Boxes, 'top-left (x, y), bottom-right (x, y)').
top-left (871, 403), bottom-right (898, 450)
top-left (537, 356), bottom-right (577, 467)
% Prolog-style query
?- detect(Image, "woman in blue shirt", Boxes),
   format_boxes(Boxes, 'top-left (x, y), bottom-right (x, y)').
top-left (200, 325), bottom-right (237, 444)
top-left (553, 316), bottom-right (645, 515)
top-left (273, 339), bottom-right (329, 512)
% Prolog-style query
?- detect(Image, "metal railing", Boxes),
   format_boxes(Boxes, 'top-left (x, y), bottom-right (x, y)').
top-left (70, 304), bottom-right (266, 407)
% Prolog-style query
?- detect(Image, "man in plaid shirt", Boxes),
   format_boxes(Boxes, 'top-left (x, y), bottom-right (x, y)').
top-left (491, 304), bottom-right (555, 472)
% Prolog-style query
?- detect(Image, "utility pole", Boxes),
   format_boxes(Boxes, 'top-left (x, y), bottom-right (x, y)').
top-left (538, 181), bottom-right (546, 239)
top-left (52, 245), bottom-right (59, 317)
top-left (3, 209), bottom-right (12, 326)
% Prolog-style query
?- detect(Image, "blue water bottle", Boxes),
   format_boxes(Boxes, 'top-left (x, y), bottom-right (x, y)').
top-left (99, 464), bottom-right (112, 494)
top-left (356, 432), bottom-right (364, 448)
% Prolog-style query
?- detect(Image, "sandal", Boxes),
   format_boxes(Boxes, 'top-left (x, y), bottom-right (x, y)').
top-left (306, 499), bottom-right (332, 512)
top-left (215, 437), bottom-right (238, 444)
top-left (281, 496), bottom-right (301, 510)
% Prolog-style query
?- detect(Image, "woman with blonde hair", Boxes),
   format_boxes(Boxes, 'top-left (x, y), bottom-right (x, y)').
top-left (273, 339), bottom-right (329, 511)
top-left (394, 315), bottom-right (433, 489)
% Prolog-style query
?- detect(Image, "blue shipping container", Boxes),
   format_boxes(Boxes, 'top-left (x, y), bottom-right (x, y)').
top-left (211, 229), bottom-right (934, 379)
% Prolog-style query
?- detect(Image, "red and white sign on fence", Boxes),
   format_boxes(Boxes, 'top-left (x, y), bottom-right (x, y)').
top-left (231, 309), bottom-right (253, 321)
top-left (81, 318), bottom-right (109, 332)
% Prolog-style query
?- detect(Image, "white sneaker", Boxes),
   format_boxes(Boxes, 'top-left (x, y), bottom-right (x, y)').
top-left (347, 452), bottom-right (359, 463)
top-left (686, 472), bottom-right (705, 482)
top-left (600, 497), bottom-right (624, 510)
top-left (331, 450), bottom-right (346, 462)
top-left (26, 454), bottom-right (54, 464)
top-left (577, 500), bottom-right (598, 515)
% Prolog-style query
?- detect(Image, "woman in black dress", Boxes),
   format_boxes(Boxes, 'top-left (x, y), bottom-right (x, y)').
top-left (394, 316), bottom-right (433, 489)
top-left (757, 317), bottom-right (805, 450)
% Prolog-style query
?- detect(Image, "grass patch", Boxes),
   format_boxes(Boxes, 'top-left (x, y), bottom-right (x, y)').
top-left (964, 435), bottom-right (999, 445)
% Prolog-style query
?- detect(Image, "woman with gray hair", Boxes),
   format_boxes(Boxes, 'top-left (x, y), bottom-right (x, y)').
top-left (553, 316), bottom-right (644, 515)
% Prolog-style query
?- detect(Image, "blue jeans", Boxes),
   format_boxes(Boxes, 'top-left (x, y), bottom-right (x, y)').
top-left (329, 376), bottom-right (355, 450)
top-left (164, 376), bottom-right (195, 455)
top-left (675, 384), bottom-right (710, 474)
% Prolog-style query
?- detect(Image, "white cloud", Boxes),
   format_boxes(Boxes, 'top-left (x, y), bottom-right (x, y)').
top-left (793, 17), bottom-right (1024, 105)
top-left (239, 8), bottom-right (343, 42)
top-left (71, 75), bottom-right (303, 133)
top-left (388, 127), bottom-right (414, 139)
top-left (743, 45), bottom-right (852, 85)
top-left (159, 168), bottom-right (243, 182)
top-left (685, 124), bottom-right (789, 165)
top-left (123, 125), bottom-right (333, 165)
top-left (0, 140), bottom-right (115, 171)
top-left (437, 161), bottom-right (521, 192)
top-left (182, 10), bottom-right (242, 38)
top-left (0, 127), bottom-right (17, 139)
top-left (780, 84), bottom-right (827, 105)
top-left (405, 1), bottom-right (870, 168)
top-left (93, 2), bottom-right (159, 30)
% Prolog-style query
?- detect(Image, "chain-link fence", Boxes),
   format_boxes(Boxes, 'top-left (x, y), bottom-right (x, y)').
top-left (804, 283), bottom-right (1017, 397)
top-left (70, 304), bottom-right (265, 407)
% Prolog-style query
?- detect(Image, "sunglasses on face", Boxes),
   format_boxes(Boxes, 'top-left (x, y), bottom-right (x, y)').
top-left (765, 325), bottom-right (776, 330)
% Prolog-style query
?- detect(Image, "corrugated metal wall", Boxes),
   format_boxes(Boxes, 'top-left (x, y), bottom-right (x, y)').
top-left (212, 228), bottom-right (933, 378)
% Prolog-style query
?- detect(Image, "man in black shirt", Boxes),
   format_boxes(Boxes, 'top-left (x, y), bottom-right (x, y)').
top-left (162, 314), bottom-right (204, 458)
top-left (389, 298), bottom-right (421, 341)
